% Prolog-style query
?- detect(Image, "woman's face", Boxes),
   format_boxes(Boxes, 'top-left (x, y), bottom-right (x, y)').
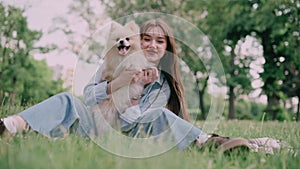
top-left (141, 26), bottom-right (167, 65)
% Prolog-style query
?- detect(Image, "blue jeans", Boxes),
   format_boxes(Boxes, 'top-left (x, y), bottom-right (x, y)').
top-left (19, 92), bottom-right (91, 138)
top-left (19, 92), bottom-right (202, 150)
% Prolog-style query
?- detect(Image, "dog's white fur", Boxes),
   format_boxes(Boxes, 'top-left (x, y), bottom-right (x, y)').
top-left (92, 21), bottom-right (153, 136)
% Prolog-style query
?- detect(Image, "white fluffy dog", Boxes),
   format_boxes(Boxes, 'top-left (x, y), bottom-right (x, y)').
top-left (92, 21), bottom-right (153, 136)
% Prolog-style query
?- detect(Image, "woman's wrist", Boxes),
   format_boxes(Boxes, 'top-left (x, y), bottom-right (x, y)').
top-left (106, 81), bottom-right (112, 95)
top-left (106, 78), bottom-right (123, 95)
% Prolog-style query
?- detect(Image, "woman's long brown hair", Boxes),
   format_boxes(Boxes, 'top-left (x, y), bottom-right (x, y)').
top-left (140, 19), bottom-right (189, 121)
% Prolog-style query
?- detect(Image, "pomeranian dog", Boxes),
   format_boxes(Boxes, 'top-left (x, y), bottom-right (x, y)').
top-left (92, 21), bottom-right (153, 136)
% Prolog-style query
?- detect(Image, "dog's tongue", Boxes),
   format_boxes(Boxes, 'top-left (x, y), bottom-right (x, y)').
top-left (119, 48), bottom-right (127, 55)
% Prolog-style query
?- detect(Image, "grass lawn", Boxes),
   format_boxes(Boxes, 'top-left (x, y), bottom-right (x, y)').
top-left (0, 120), bottom-right (299, 169)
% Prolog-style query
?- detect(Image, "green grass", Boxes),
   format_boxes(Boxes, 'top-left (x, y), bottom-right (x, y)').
top-left (1, 120), bottom-right (299, 169)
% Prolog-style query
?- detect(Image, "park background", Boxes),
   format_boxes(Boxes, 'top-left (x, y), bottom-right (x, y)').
top-left (0, 0), bottom-right (299, 169)
top-left (1, 0), bottom-right (299, 121)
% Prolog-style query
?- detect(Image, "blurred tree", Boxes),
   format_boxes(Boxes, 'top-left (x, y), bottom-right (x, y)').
top-left (192, 0), bottom-right (300, 120)
top-left (275, 0), bottom-right (300, 121)
top-left (242, 0), bottom-right (300, 120)
top-left (49, 0), bottom-right (109, 63)
top-left (0, 3), bottom-right (64, 106)
top-left (192, 0), bottom-right (258, 119)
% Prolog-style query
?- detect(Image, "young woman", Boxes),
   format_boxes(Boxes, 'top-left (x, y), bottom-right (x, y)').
top-left (83, 18), bottom-right (208, 149)
top-left (0, 19), bottom-right (282, 153)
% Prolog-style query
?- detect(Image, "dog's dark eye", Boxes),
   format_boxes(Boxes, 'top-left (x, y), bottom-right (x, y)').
top-left (125, 37), bottom-right (130, 41)
top-left (116, 38), bottom-right (120, 41)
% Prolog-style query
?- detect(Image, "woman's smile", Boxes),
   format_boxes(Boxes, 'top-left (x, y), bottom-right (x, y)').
top-left (145, 49), bottom-right (158, 55)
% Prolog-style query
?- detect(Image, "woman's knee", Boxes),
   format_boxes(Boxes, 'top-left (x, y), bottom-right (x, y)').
top-left (58, 92), bottom-right (72, 97)
top-left (56, 92), bottom-right (74, 100)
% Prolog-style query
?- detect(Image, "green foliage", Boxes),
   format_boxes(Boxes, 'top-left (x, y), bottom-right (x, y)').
top-left (19, 59), bottom-right (65, 105)
top-left (250, 101), bottom-right (266, 117)
top-left (235, 99), bottom-right (254, 120)
top-left (276, 108), bottom-right (292, 122)
top-left (233, 99), bottom-right (292, 122)
top-left (187, 0), bottom-right (300, 120)
top-left (0, 3), bottom-right (65, 106)
top-left (252, 0), bottom-right (300, 118)
top-left (222, 99), bottom-right (267, 120)
top-left (259, 105), bottom-right (293, 122)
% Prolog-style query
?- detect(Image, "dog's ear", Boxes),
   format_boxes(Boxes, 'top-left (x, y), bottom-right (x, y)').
top-left (125, 21), bottom-right (139, 34)
top-left (110, 21), bottom-right (122, 32)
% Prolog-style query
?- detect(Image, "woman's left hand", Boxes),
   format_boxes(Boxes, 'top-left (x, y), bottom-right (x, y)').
top-left (141, 67), bottom-right (159, 85)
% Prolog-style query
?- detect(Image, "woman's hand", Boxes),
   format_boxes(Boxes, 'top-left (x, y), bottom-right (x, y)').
top-left (141, 67), bottom-right (159, 85)
top-left (106, 67), bottom-right (159, 95)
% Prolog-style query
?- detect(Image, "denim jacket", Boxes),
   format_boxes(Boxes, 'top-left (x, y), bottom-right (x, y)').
top-left (83, 65), bottom-right (170, 124)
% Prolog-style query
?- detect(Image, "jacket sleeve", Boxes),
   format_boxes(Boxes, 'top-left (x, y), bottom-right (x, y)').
top-left (83, 65), bottom-right (109, 106)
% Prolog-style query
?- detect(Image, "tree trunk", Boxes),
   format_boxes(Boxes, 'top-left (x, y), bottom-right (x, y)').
top-left (228, 85), bottom-right (235, 119)
top-left (297, 95), bottom-right (300, 122)
top-left (195, 72), bottom-right (208, 120)
top-left (8, 77), bottom-right (18, 108)
top-left (0, 90), bottom-right (3, 105)
top-left (266, 94), bottom-right (280, 120)
top-left (228, 43), bottom-right (236, 120)
top-left (259, 29), bottom-right (282, 120)
top-left (198, 89), bottom-right (205, 120)
top-left (195, 78), bottom-right (206, 120)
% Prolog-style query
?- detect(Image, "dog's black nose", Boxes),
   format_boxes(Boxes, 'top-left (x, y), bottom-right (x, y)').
top-left (119, 40), bottom-right (124, 44)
